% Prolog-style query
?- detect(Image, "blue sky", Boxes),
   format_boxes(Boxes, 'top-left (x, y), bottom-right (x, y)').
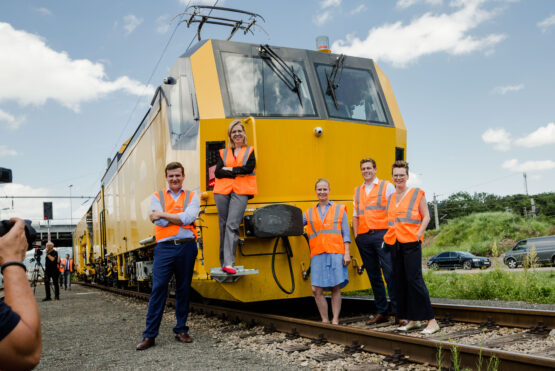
top-left (1, 0), bottom-right (554, 224)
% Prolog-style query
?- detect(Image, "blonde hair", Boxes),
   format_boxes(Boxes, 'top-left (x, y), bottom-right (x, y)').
top-left (314, 178), bottom-right (330, 190)
top-left (228, 120), bottom-right (247, 149)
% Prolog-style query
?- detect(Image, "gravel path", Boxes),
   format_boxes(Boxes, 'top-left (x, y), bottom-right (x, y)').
top-left (35, 284), bottom-right (301, 370)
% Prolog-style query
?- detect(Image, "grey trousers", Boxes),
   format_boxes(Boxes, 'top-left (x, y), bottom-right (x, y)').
top-left (214, 192), bottom-right (249, 267)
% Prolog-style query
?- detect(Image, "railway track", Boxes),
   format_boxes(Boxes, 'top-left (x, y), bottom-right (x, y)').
top-left (78, 282), bottom-right (555, 370)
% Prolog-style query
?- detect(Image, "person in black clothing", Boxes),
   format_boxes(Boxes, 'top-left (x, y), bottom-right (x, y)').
top-left (43, 241), bottom-right (60, 301)
top-left (0, 217), bottom-right (42, 369)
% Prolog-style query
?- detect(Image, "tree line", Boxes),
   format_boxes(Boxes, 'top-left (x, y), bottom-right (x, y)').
top-left (430, 192), bottom-right (555, 225)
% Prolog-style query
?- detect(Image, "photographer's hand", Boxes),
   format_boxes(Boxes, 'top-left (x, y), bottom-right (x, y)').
top-left (0, 218), bottom-right (27, 265)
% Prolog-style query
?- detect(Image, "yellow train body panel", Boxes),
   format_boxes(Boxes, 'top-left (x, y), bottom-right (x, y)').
top-left (75, 39), bottom-right (407, 302)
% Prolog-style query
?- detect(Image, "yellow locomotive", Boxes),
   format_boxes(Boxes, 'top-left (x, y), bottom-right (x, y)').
top-left (74, 37), bottom-right (407, 302)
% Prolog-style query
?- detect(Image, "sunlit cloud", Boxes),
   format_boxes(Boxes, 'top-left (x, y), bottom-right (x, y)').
top-left (333, 0), bottom-right (506, 67)
top-left (314, 10), bottom-right (332, 26)
top-left (0, 109), bottom-right (25, 130)
top-left (502, 159), bottom-right (555, 172)
top-left (0, 22), bottom-right (154, 112)
top-left (482, 128), bottom-right (512, 151)
top-left (156, 15), bottom-right (171, 34)
top-left (34, 7), bottom-right (52, 16)
top-left (491, 84), bottom-right (524, 95)
top-left (514, 123), bottom-right (555, 148)
top-left (0, 145), bottom-right (18, 157)
top-left (537, 14), bottom-right (555, 32)
top-left (396, 0), bottom-right (443, 9)
top-left (123, 14), bottom-right (143, 35)
top-left (350, 4), bottom-right (367, 15)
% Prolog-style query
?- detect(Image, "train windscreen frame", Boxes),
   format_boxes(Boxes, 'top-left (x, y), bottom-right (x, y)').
top-left (315, 63), bottom-right (389, 124)
top-left (221, 52), bottom-right (317, 117)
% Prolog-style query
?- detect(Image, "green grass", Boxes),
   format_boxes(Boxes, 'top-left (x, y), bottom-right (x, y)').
top-left (423, 269), bottom-right (555, 304)
top-left (423, 212), bottom-right (554, 258)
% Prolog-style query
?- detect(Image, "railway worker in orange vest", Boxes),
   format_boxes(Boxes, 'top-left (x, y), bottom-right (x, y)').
top-left (304, 179), bottom-right (350, 325)
top-left (213, 120), bottom-right (257, 275)
top-left (60, 254), bottom-right (73, 290)
top-left (352, 158), bottom-right (399, 325)
top-left (384, 161), bottom-right (439, 335)
top-left (136, 162), bottom-right (200, 350)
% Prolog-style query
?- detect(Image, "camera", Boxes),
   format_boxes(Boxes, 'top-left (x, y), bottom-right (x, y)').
top-left (0, 219), bottom-right (37, 251)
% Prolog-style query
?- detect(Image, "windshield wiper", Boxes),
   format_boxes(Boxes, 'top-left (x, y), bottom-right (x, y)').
top-left (259, 44), bottom-right (303, 106)
top-left (325, 54), bottom-right (345, 109)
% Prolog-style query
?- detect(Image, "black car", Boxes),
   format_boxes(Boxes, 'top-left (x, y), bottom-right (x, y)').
top-left (427, 251), bottom-right (491, 270)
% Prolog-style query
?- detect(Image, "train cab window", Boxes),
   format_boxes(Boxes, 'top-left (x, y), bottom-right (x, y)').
top-left (221, 52), bottom-right (316, 117)
top-left (167, 75), bottom-right (197, 147)
top-left (315, 64), bottom-right (388, 124)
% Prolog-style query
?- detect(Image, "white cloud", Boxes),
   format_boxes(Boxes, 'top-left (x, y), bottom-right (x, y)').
top-left (514, 123), bottom-right (555, 148)
top-left (123, 15), bottom-right (143, 35)
top-left (0, 22), bottom-right (154, 112)
top-left (397, 0), bottom-right (443, 9)
top-left (34, 7), bottom-right (52, 16)
top-left (491, 84), bottom-right (524, 95)
top-left (502, 159), bottom-right (555, 172)
top-left (407, 172), bottom-right (423, 187)
top-left (482, 128), bottom-right (512, 151)
top-left (156, 15), bottom-right (171, 34)
top-left (0, 109), bottom-right (24, 130)
top-left (350, 4), bottom-right (367, 15)
top-left (0, 145), bottom-right (18, 157)
top-left (321, 0), bottom-right (342, 8)
top-left (538, 14), bottom-right (555, 32)
top-left (314, 10), bottom-right (332, 26)
top-left (332, 0), bottom-right (506, 67)
top-left (0, 184), bottom-right (53, 223)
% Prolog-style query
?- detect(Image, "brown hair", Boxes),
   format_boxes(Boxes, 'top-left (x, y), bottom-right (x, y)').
top-left (228, 120), bottom-right (247, 149)
top-left (392, 160), bottom-right (409, 175)
top-left (314, 178), bottom-right (330, 190)
top-left (360, 157), bottom-right (376, 169)
top-left (165, 162), bottom-right (184, 176)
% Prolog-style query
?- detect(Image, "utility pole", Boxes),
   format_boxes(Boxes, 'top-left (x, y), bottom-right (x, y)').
top-left (433, 193), bottom-right (440, 230)
top-left (531, 198), bottom-right (536, 218)
top-left (523, 172), bottom-right (528, 195)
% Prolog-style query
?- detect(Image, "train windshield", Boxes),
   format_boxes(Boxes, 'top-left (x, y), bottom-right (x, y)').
top-left (222, 52), bottom-right (316, 117)
top-left (315, 64), bottom-right (388, 124)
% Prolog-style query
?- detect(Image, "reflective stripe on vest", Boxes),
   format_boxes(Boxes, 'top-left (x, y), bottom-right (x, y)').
top-left (213, 146), bottom-right (257, 195)
top-left (354, 180), bottom-right (389, 233)
top-left (305, 204), bottom-right (345, 258)
top-left (154, 190), bottom-right (198, 242)
top-left (384, 188), bottom-right (424, 244)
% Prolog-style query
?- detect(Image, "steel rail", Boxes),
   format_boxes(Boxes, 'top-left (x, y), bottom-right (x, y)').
top-left (342, 297), bottom-right (555, 329)
top-left (78, 283), bottom-right (555, 370)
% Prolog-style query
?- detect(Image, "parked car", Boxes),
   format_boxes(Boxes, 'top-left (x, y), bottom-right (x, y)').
top-left (427, 251), bottom-right (491, 270)
top-left (503, 235), bottom-right (555, 269)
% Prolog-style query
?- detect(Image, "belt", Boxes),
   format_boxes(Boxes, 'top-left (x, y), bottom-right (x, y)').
top-left (365, 229), bottom-right (387, 235)
top-left (166, 238), bottom-right (195, 245)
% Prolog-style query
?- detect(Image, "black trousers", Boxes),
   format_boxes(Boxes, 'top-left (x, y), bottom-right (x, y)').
top-left (389, 241), bottom-right (434, 321)
top-left (44, 271), bottom-right (60, 300)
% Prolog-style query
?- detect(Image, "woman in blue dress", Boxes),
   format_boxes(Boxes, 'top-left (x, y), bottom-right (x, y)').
top-left (304, 179), bottom-right (351, 324)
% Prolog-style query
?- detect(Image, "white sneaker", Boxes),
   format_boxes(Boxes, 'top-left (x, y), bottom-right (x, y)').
top-left (421, 324), bottom-right (440, 335)
top-left (397, 321), bottom-right (420, 331)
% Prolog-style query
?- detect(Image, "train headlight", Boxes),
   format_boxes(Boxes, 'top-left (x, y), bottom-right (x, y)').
top-left (314, 127), bottom-right (323, 137)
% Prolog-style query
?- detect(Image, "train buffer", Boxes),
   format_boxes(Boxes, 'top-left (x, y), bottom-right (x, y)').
top-left (210, 266), bottom-right (258, 283)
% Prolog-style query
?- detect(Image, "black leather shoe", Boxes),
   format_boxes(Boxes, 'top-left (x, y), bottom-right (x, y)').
top-left (42, 298), bottom-right (51, 302)
top-left (175, 332), bottom-right (193, 343)
top-left (136, 337), bottom-right (155, 350)
top-left (366, 313), bottom-right (389, 325)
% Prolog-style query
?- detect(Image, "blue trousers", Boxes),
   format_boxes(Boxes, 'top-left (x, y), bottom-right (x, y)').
top-left (142, 240), bottom-right (197, 338)
top-left (355, 230), bottom-right (397, 316)
top-left (389, 241), bottom-right (434, 321)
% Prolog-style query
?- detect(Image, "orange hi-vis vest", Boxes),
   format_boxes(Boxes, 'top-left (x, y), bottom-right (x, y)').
top-left (59, 258), bottom-right (65, 273)
top-left (305, 203), bottom-right (346, 258)
top-left (154, 189), bottom-right (198, 242)
top-left (384, 188), bottom-right (425, 244)
top-left (213, 146), bottom-right (257, 196)
top-left (354, 180), bottom-right (390, 233)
